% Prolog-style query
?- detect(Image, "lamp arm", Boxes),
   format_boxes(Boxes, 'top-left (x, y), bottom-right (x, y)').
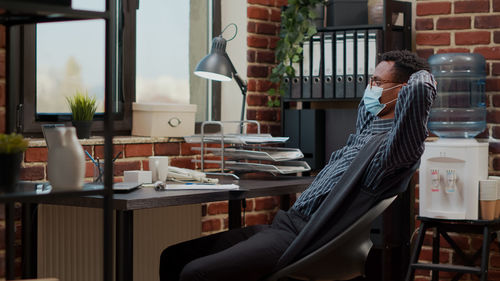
top-left (225, 54), bottom-right (248, 127)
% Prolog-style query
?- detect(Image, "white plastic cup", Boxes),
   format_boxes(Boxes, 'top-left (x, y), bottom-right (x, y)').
top-left (148, 156), bottom-right (169, 182)
top-left (479, 179), bottom-right (497, 220)
top-left (488, 176), bottom-right (500, 219)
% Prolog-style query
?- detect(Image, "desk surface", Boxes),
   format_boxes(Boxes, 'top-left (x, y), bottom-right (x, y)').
top-left (34, 176), bottom-right (314, 210)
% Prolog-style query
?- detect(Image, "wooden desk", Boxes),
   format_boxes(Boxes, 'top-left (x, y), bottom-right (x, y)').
top-left (22, 176), bottom-right (313, 281)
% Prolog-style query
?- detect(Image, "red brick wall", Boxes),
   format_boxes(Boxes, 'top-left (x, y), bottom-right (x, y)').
top-left (245, 0), bottom-right (286, 136)
top-left (415, 1), bottom-right (500, 280)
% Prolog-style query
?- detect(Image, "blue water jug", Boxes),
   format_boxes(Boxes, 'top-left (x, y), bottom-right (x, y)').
top-left (427, 53), bottom-right (486, 138)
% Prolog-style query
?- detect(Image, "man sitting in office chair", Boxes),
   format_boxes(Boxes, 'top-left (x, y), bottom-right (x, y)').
top-left (159, 50), bottom-right (437, 281)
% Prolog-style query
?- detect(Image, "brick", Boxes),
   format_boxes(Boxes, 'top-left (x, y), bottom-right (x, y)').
top-left (455, 31), bottom-right (490, 45)
top-left (247, 21), bottom-right (256, 33)
top-left (495, 31), bottom-right (500, 44)
top-left (255, 22), bottom-right (277, 35)
top-left (270, 9), bottom-right (281, 22)
top-left (245, 199), bottom-right (254, 211)
top-left (169, 157), bottom-right (195, 169)
top-left (254, 196), bottom-right (279, 211)
top-left (256, 79), bottom-right (273, 91)
top-left (141, 159), bottom-right (149, 170)
top-left (207, 201), bottom-right (228, 215)
top-left (436, 16), bottom-right (470, 30)
top-left (247, 49), bottom-right (256, 63)
top-left (0, 83), bottom-right (5, 107)
top-left (0, 25), bottom-right (5, 49)
top-left (488, 109), bottom-right (500, 124)
top-left (419, 248), bottom-right (450, 263)
top-left (416, 49), bottom-right (435, 60)
top-left (493, 63), bottom-right (500, 76)
top-left (0, 52), bottom-right (5, 78)
top-left (494, 157), bottom-right (500, 171)
top-left (124, 143), bottom-right (152, 157)
top-left (256, 50), bottom-right (275, 64)
top-left (154, 142), bottom-right (180, 156)
top-left (474, 47), bottom-right (500, 60)
top-left (248, 0), bottom-right (272, 6)
top-left (0, 111), bottom-right (5, 134)
top-left (247, 65), bottom-right (269, 78)
top-left (247, 79), bottom-right (257, 91)
top-left (245, 213), bottom-right (269, 226)
top-left (19, 165), bottom-right (45, 181)
top-left (416, 2), bottom-right (451, 16)
top-left (454, 0), bottom-right (489, 13)
top-left (247, 93), bottom-right (268, 106)
top-left (247, 6), bottom-right (269, 20)
top-left (415, 18), bottom-right (434, 30)
top-left (94, 144), bottom-right (123, 160)
top-left (247, 36), bottom-right (268, 48)
top-left (85, 162), bottom-right (94, 178)
top-left (437, 47), bottom-right (470, 54)
top-left (202, 219), bottom-right (221, 232)
top-left (495, 0), bottom-right (500, 12)
top-left (274, 0), bottom-right (287, 6)
top-left (180, 143), bottom-right (199, 156)
top-left (269, 37), bottom-right (280, 49)
top-left (492, 125), bottom-right (500, 139)
top-left (24, 147), bottom-right (48, 162)
top-left (416, 33), bottom-right (450, 46)
top-left (113, 160), bottom-right (141, 176)
top-left (486, 78), bottom-right (500, 91)
top-left (475, 127), bottom-right (488, 138)
top-left (475, 15), bottom-right (500, 29)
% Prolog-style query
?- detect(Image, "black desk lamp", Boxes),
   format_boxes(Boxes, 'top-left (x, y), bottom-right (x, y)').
top-left (194, 25), bottom-right (247, 123)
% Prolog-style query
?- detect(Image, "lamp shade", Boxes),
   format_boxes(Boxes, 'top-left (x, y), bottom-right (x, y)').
top-left (194, 36), bottom-right (233, 82)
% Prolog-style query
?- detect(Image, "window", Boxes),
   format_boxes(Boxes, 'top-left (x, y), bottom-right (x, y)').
top-left (8, 0), bottom-right (218, 136)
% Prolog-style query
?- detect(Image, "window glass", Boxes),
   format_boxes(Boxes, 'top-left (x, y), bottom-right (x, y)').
top-left (36, 0), bottom-right (105, 115)
top-left (136, 0), bottom-right (190, 104)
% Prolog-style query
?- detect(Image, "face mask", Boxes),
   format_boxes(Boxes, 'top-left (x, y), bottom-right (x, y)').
top-left (363, 84), bottom-right (401, 116)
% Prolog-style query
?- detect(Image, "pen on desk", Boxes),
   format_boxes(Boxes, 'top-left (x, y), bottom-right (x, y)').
top-left (112, 151), bottom-right (122, 163)
top-left (84, 150), bottom-right (99, 168)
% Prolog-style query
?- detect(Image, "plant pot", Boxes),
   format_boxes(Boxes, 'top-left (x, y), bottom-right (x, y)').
top-left (72, 120), bottom-right (92, 139)
top-left (0, 152), bottom-right (23, 193)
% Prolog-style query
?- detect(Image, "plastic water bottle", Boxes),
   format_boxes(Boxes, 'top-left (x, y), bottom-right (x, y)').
top-left (427, 53), bottom-right (486, 138)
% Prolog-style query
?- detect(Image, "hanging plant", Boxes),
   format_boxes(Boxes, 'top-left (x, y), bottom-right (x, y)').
top-left (268, 0), bottom-right (324, 107)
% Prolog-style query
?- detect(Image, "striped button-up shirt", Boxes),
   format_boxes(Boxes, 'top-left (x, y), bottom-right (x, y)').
top-left (292, 70), bottom-right (437, 218)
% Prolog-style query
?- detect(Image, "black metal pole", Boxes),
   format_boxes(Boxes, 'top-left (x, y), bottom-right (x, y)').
top-left (104, 0), bottom-right (117, 280)
top-left (6, 203), bottom-right (15, 280)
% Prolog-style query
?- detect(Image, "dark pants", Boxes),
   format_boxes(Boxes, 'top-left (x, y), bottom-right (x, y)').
top-left (159, 209), bottom-right (308, 281)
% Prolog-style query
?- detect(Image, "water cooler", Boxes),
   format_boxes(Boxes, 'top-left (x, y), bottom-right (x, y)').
top-left (419, 53), bottom-right (488, 220)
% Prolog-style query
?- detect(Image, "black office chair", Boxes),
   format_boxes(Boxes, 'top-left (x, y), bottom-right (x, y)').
top-left (263, 195), bottom-right (397, 281)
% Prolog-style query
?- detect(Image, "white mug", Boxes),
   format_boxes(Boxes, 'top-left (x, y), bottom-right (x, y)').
top-left (148, 156), bottom-right (169, 182)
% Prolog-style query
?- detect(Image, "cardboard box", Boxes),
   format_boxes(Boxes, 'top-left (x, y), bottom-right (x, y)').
top-left (132, 103), bottom-right (197, 137)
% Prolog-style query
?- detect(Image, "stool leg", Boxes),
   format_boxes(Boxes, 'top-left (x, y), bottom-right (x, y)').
top-left (405, 222), bottom-right (428, 281)
top-left (432, 227), bottom-right (440, 281)
top-left (480, 226), bottom-right (491, 281)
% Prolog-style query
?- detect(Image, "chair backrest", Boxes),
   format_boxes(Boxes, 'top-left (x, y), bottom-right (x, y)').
top-left (264, 195), bottom-right (397, 281)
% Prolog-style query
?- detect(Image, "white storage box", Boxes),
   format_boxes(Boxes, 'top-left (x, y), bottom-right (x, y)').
top-left (132, 103), bottom-right (197, 137)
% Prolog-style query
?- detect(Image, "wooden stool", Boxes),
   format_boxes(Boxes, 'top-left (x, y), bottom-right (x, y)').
top-left (405, 216), bottom-right (500, 281)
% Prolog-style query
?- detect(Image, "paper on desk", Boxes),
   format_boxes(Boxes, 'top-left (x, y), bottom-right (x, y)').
top-left (164, 184), bottom-right (240, 190)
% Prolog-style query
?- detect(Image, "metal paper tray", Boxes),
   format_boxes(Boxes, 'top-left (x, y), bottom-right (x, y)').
top-left (191, 147), bottom-right (304, 162)
top-left (192, 160), bottom-right (311, 174)
top-left (184, 134), bottom-right (289, 145)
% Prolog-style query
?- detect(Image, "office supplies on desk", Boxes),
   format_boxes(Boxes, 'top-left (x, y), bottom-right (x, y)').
top-left (335, 32), bottom-right (345, 98)
top-left (356, 31), bottom-right (367, 98)
top-left (324, 34), bottom-right (334, 99)
top-left (302, 40), bottom-right (311, 98)
top-left (345, 31), bottom-right (355, 98)
top-left (312, 35), bottom-right (322, 98)
top-left (152, 181), bottom-right (239, 191)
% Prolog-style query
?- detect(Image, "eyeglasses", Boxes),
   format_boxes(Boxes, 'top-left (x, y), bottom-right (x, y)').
top-left (369, 77), bottom-right (399, 89)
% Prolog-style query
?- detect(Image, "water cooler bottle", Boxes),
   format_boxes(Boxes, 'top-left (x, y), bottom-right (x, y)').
top-left (419, 53), bottom-right (488, 220)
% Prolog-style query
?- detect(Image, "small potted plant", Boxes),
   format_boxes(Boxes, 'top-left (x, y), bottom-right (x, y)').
top-left (66, 90), bottom-right (98, 139)
top-left (0, 133), bottom-right (28, 192)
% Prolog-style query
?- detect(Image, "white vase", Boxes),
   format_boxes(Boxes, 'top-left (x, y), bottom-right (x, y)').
top-left (45, 126), bottom-right (85, 191)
